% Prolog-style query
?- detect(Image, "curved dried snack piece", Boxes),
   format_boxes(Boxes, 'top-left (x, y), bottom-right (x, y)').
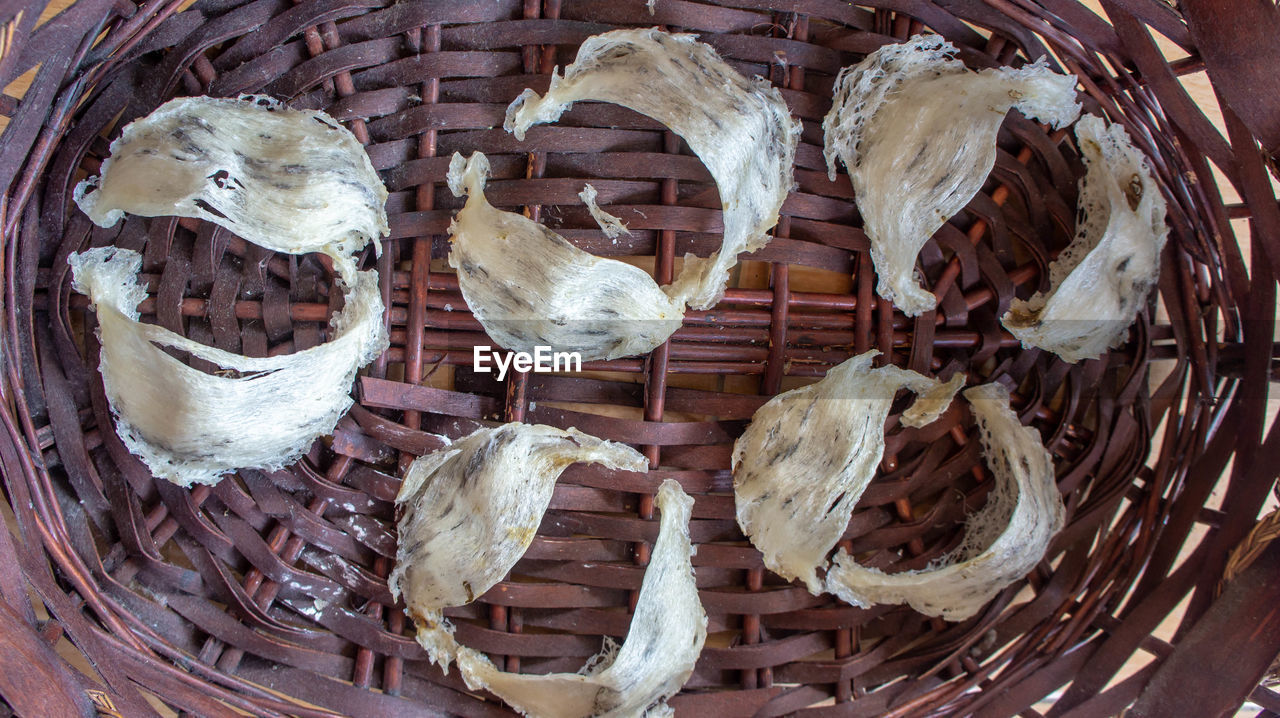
top-left (1002, 115), bottom-right (1169, 362)
top-left (68, 247), bottom-right (388, 487)
top-left (824, 382), bottom-right (1065, 621)
top-left (823, 34), bottom-right (1081, 316)
top-left (505, 28), bottom-right (801, 310)
top-left (447, 152), bottom-right (684, 361)
top-left (732, 351), bottom-right (964, 594)
top-left (407, 480), bottom-right (705, 718)
top-left (74, 95), bottom-right (388, 259)
top-left (391, 422), bottom-right (648, 618)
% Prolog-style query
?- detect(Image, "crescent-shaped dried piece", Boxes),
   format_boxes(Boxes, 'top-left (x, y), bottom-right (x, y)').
top-left (823, 34), bottom-right (1081, 316)
top-left (390, 422), bottom-right (648, 615)
top-left (68, 247), bottom-right (388, 487)
top-left (407, 479), bottom-right (705, 718)
top-left (505, 28), bottom-right (801, 310)
top-left (74, 95), bottom-right (388, 258)
top-left (824, 382), bottom-right (1065, 621)
top-left (446, 152), bottom-right (684, 361)
top-left (732, 351), bottom-right (965, 594)
top-left (1002, 115), bottom-right (1169, 362)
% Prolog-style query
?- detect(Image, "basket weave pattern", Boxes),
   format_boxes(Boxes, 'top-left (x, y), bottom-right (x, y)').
top-left (1, 0), bottom-right (1278, 716)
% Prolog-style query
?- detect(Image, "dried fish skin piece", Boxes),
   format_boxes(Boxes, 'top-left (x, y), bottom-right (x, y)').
top-left (73, 95), bottom-right (389, 259)
top-left (1002, 115), bottom-right (1169, 362)
top-left (446, 152), bottom-right (684, 361)
top-left (409, 480), bottom-right (706, 718)
top-left (732, 350), bottom-right (964, 594)
top-left (580, 183), bottom-right (631, 239)
top-left (391, 422), bottom-right (649, 617)
top-left (824, 382), bottom-right (1065, 621)
top-left (68, 247), bottom-right (388, 487)
top-left (505, 28), bottom-right (801, 310)
top-left (823, 35), bottom-right (1081, 316)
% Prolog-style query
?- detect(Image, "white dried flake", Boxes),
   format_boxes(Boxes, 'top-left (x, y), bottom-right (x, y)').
top-left (823, 35), bottom-right (1081, 316)
top-left (391, 422), bottom-right (648, 615)
top-left (68, 247), bottom-right (388, 487)
top-left (732, 351), bottom-right (964, 594)
top-left (407, 480), bottom-right (705, 718)
top-left (1002, 115), bottom-right (1168, 362)
top-left (579, 183), bottom-right (631, 239)
top-left (74, 95), bottom-right (389, 259)
top-left (505, 28), bottom-right (801, 310)
top-left (824, 382), bottom-right (1065, 621)
top-left (446, 152), bottom-right (683, 361)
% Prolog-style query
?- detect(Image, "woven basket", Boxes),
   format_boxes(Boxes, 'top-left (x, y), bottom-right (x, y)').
top-left (2, 0), bottom-right (1278, 715)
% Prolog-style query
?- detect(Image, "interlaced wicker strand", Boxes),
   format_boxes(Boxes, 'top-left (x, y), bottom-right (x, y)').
top-left (1, 0), bottom-right (1278, 716)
